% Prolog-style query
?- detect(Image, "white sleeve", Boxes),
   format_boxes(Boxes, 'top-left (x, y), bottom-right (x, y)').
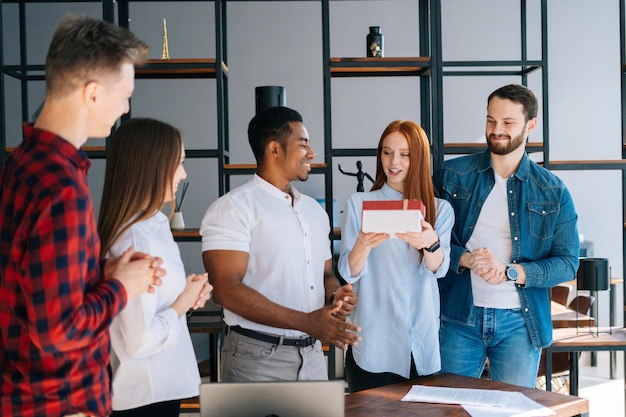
top-left (337, 194), bottom-right (368, 282)
top-left (200, 195), bottom-right (252, 253)
top-left (109, 236), bottom-right (181, 358)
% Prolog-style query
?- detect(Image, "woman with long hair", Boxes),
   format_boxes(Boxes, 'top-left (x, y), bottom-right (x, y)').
top-left (98, 117), bottom-right (211, 417)
top-left (338, 120), bottom-right (454, 392)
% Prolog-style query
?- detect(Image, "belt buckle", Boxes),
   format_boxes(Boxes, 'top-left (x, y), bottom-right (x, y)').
top-left (294, 337), bottom-right (310, 348)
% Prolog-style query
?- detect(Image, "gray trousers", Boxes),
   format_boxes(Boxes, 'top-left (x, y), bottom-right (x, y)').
top-left (220, 330), bottom-right (328, 382)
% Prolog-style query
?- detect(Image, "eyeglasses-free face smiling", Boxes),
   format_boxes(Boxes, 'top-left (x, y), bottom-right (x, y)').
top-left (280, 121), bottom-right (316, 183)
top-left (380, 131), bottom-right (410, 193)
top-left (485, 96), bottom-right (535, 156)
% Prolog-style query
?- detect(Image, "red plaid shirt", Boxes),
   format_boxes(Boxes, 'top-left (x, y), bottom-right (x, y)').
top-left (0, 124), bottom-right (126, 417)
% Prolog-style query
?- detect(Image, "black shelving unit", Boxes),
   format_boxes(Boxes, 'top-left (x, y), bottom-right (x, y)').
top-left (433, 0), bottom-right (549, 172)
top-left (115, 0), bottom-right (229, 195)
top-left (4, 0), bottom-right (626, 388)
top-left (321, 0), bottom-right (433, 231)
top-left (115, 0), bottom-right (229, 384)
top-left (620, 3), bottom-right (626, 409)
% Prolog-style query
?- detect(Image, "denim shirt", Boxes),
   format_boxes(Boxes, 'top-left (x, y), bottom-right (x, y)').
top-left (433, 150), bottom-right (579, 349)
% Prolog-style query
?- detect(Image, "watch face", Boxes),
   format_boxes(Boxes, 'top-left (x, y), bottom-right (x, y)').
top-left (507, 265), bottom-right (518, 280)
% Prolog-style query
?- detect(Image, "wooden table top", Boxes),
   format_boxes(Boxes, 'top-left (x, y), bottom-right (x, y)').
top-left (344, 373), bottom-right (588, 417)
top-left (551, 301), bottom-right (595, 328)
top-left (552, 326), bottom-right (626, 349)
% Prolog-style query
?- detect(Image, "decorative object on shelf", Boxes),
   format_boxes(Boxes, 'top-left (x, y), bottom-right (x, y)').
top-left (255, 86), bottom-right (286, 114)
top-left (170, 181), bottom-right (189, 230)
top-left (161, 18), bottom-right (170, 59)
top-left (366, 26), bottom-right (383, 57)
top-left (338, 160), bottom-right (374, 192)
top-left (576, 257), bottom-right (611, 335)
top-left (170, 211), bottom-right (185, 230)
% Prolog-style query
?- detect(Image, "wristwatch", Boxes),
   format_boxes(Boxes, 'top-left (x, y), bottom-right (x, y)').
top-left (424, 239), bottom-right (441, 253)
top-left (505, 263), bottom-right (519, 281)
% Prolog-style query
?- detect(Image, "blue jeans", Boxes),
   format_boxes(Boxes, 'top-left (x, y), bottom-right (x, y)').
top-left (439, 306), bottom-right (541, 388)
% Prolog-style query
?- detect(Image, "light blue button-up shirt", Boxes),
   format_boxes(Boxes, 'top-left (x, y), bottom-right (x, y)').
top-left (338, 184), bottom-right (454, 378)
top-left (433, 150), bottom-right (580, 349)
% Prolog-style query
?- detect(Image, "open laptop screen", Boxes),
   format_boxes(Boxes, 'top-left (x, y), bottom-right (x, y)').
top-left (200, 380), bottom-right (345, 417)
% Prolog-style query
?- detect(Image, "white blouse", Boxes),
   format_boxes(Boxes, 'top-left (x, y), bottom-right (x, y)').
top-left (108, 211), bottom-right (200, 411)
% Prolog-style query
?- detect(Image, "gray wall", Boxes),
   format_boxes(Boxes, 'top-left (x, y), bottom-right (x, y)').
top-left (2, 0), bottom-right (623, 326)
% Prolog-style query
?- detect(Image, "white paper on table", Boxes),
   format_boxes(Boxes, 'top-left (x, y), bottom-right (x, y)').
top-left (401, 386), bottom-right (555, 417)
top-left (401, 385), bottom-right (509, 407)
top-left (463, 392), bottom-right (555, 417)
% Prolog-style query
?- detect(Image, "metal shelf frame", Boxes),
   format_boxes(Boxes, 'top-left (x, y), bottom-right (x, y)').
top-left (115, 0), bottom-right (229, 195)
top-left (430, 0), bottom-right (549, 173)
top-left (4, 4), bottom-right (626, 386)
top-left (321, 0), bottom-right (433, 231)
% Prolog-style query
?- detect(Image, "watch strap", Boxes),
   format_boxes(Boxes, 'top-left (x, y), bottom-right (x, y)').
top-left (424, 239), bottom-right (441, 253)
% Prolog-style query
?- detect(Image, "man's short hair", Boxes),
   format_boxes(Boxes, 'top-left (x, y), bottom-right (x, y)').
top-left (247, 106), bottom-right (303, 165)
top-left (488, 84), bottom-right (538, 121)
top-left (45, 15), bottom-right (149, 98)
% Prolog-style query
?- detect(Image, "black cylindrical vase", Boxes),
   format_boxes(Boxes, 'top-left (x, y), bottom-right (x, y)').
top-left (255, 86), bottom-right (286, 115)
top-left (577, 257), bottom-right (610, 291)
top-left (366, 26), bottom-right (383, 57)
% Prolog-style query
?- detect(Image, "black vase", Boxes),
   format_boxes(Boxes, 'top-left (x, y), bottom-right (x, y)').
top-left (366, 26), bottom-right (383, 57)
top-left (577, 257), bottom-right (610, 291)
top-left (255, 86), bottom-right (286, 115)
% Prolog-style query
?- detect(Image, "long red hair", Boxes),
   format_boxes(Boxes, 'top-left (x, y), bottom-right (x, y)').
top-left (371, 120), bottom-right (436, 225)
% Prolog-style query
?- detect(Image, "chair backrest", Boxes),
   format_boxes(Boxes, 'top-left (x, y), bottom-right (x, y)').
top-left (537, 349), bottom-right (570, 377)
top-left (567, 295), bottom-right (595, 315)
top-left (551, 284), bottom-right (571, 306)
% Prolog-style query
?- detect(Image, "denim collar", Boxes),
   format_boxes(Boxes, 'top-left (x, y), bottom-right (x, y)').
top-left (477, 148), bottom-right (530, 182)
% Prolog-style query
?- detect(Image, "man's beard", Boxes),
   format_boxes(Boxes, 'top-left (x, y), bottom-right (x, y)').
top-left (486, 128), bottom-right (527, 155)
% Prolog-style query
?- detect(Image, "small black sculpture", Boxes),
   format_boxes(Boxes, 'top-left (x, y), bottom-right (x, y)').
top-left (338, 160), bottom-right (374, 192)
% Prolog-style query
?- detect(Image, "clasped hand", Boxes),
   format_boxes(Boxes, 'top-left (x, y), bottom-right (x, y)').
top-left (105, 247), bottom-right (167, 299)
top-left (305, 284), bottom-right (361, 351)
top-left (173, 273), bottom-right (212, 316)
top-left (332, 283), bottom-right (357, 320)
top-left (468, 247), bottom-right (506, 284)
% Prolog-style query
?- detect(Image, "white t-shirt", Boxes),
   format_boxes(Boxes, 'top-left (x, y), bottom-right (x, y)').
top-left (466, 173), bottom-right (521, 308)
top-left (200, 175), bottom-right (332, 338)
top-left (108, 211), bottom-right (200, 411)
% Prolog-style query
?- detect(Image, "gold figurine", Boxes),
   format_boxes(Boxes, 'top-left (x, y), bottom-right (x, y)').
top-left (161, 18), bottom-right (170, 59)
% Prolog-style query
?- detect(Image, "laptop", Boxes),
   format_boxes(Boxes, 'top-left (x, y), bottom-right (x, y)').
top-left (200, 380), bottom-right (345, 417)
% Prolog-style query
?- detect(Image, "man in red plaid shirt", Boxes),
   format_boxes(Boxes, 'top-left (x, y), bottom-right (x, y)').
top-left (0, 15), bottom-right (166, 417)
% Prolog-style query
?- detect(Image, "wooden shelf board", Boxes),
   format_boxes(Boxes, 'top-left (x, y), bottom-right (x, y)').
top-left (547, 160), bottom-right (626, 170)
top-left (83, 146), bottom-right (107, 152)
top-left (172, 227), bottom-right (339, 241)
top-left (135, 58), bottom-right (227, 78)
top-left (330, 57), bottom-right (430, 75)
top-left (172, 228), bottom-right (201, 240)
top-left (223, 163), bottom-right (327, 170)
top-left (444, 142), bottom-right (543, 148)
top-left (181, 396), bottom-right (200, 410)
top-left (5, 146), bottom-right (106, 153)
top-left (443, 142), bottom-right (543, 154)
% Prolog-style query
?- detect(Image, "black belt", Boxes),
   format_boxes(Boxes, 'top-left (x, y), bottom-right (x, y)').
top-left (228, 326), bottom-right (316, 347)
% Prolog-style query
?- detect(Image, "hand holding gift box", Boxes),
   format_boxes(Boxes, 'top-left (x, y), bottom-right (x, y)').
top-left (361, 199), bottom-right (425, 235)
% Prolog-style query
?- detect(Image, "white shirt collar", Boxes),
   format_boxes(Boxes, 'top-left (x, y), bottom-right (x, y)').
top-left (253, 174), bottom-right (302, 204)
